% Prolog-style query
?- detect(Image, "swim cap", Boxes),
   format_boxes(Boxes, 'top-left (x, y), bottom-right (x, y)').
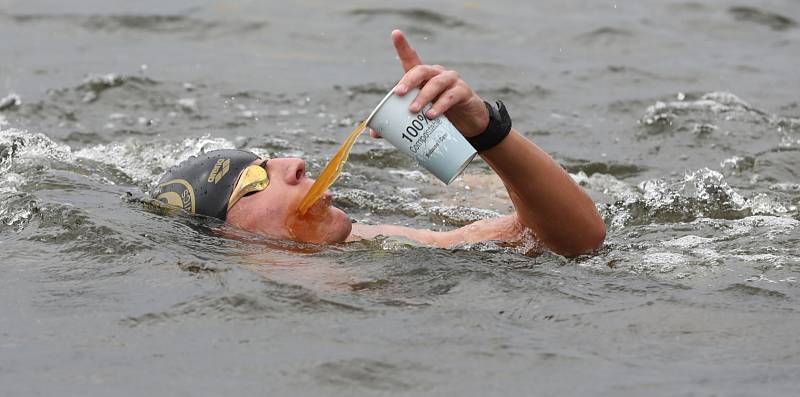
top-left (153, 149), bottom-right (259, 220)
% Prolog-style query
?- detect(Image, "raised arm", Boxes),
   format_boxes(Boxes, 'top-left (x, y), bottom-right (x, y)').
top-left (360, 30), bottom-right (605, 256)
top-left (478, 129), bottom-right (605, 256)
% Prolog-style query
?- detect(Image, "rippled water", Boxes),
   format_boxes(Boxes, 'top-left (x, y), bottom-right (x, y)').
top-left (2, 1), bottom-right (799, 395)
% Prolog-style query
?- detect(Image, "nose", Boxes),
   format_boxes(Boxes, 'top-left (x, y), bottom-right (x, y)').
top-left (265, 158), bottom-right (306, 185)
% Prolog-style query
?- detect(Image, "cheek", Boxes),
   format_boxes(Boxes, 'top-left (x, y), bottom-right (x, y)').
top-left (227, 201), bottom-right (258, 231)
top-left (228, 196), bottom-right (287, 236)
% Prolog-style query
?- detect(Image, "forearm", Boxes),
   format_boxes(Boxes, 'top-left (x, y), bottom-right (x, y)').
top-left (349, 223), bottom-right (444, 246)
top-left (349, 216), bottom-right (522, 249)
top-left (480, 129), bottom-right (605, 256)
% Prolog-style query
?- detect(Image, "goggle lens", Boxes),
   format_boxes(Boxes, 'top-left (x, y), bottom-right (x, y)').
top-left (227, 161), bottom-right (269, 210)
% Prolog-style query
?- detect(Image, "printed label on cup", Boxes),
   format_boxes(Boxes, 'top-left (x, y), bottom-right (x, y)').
top-left (366, 88), bottom-right (477, 184)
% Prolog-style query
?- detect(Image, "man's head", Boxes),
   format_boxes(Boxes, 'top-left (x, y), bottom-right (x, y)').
top-left (153, 149), bottom-right (352, 243)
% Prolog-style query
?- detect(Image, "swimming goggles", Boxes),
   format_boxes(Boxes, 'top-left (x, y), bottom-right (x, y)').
top-left (227, 160), bottom-right (270, 211)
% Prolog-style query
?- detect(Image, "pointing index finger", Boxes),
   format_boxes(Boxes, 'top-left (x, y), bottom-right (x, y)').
top-left (392, 29), bottom-right (422, 72)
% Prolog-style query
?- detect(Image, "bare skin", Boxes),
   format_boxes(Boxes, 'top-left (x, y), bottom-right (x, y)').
top-left (227, 30), bottom-right (605, 257)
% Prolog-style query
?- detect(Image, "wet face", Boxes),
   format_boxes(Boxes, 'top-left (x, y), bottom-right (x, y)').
top-left (225, 158), bottom-right (352, 244)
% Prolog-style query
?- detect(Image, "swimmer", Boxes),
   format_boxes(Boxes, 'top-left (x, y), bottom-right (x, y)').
top-left (153, 30), bottom-right (605, 257)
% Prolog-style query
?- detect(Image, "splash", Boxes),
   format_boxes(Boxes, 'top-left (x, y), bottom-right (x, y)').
top-left (0, 128), bottom-right (73, 175)
top-left (74, 135), bottom-right (238, 186)
top-left (581, 168), bottom-right (792, 229)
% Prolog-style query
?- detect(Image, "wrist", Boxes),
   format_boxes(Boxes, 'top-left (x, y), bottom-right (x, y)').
top-left (449, 97), bottom-right (490, 138)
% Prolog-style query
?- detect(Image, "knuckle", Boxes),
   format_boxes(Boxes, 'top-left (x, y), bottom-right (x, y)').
top-left (403, 67), bottom-right (429, 85)
top-left (444, 70), bottom-right (459, 80)
top-left (441, 92), bottom-right (457, 106)
top-left (412, 65), bottom-right (437, 79)
top-left (418, 87), bottom-right (437, 101)
top-left (443, 72), bottom-right (459, 84)
top-left (450, 87), bottom-right (469, 102)
top-left (434, 91), bottom-right (456, 109)
top-left (409, 64), bottom-right (427, 75)
top-left (429, 74), bottom-right (450, 87)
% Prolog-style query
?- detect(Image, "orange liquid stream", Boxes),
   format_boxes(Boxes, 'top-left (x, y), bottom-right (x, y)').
top-left (297, 120), bottom-right (367, 215)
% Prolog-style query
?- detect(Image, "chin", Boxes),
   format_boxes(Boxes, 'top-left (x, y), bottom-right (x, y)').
top-left (286, 205), bottom-right (352, 244)
top-left (325, 206), bottom-right (352, 243)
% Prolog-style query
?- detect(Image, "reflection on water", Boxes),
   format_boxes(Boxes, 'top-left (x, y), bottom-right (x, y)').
top-left (2, 0), bottom-right (800, 395)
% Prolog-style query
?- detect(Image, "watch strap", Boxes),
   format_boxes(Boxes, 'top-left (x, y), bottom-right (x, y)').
top-left (467, 100), bottom-right (512, 152)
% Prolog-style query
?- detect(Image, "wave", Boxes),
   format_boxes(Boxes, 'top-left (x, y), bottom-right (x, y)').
top-left (1, 12), bottom-right (268, 38)
top-left (639, 92), bottom-right (800, 149)
top-left (729, 6), bottom-right (797, 31)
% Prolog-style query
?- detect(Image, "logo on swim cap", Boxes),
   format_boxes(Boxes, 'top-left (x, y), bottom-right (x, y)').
top-left (208, 158), bottom-right (230, 184)
top-left (155, 179), bottom-right (196, 213)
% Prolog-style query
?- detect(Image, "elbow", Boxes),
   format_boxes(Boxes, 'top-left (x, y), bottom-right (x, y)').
top-left (552, 220), bottom-right (606, 258)
top-left (584, 221), bottom-right (606, 253)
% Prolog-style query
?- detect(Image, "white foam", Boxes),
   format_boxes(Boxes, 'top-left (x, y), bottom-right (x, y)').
top-left (662, 235), bottom-right (713, 248)
top-left (734, 253), bottom-right (780, 263)
top-left (74, 135), bottom-right (236, 185)
top-left (388, 169), bottom-right (427, 182)
top-left (748, 193), bottom-right (788, 215)
top-left (571, 171), bottom-right (638, 199)
top-left (643, 252), bottom-right (691, 266)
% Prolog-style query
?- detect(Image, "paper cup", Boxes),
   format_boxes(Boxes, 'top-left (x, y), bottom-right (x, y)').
top-left (365, 88), bottom-right (477, 184)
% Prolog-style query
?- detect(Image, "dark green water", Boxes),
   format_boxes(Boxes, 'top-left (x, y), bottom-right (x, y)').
top-left (1, 1), bottom-right (799, 395)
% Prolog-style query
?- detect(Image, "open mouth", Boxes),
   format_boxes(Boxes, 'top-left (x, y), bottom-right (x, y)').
top-left (313, 191), bottom-right (333, 210)
top-left (297, 181), bottom-right (333, 214)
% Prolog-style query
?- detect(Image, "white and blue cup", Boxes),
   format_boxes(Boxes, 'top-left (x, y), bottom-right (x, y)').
top-left (365, 87), bottom-right (477, 185)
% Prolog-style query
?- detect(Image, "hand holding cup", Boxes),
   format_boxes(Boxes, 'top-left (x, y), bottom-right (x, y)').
top-left (370, 30), bottom-right (489, 139)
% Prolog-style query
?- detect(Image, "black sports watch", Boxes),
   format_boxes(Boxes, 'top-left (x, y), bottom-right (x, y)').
top-left (467, 100), bottom-right (512, 152)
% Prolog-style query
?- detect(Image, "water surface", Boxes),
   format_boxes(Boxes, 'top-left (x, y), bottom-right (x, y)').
top-left (1, 0), bottom-right (799, 395)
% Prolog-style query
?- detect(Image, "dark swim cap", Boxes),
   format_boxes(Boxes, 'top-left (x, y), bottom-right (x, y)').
top-left (153, 149), bottom-right (259, 220)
